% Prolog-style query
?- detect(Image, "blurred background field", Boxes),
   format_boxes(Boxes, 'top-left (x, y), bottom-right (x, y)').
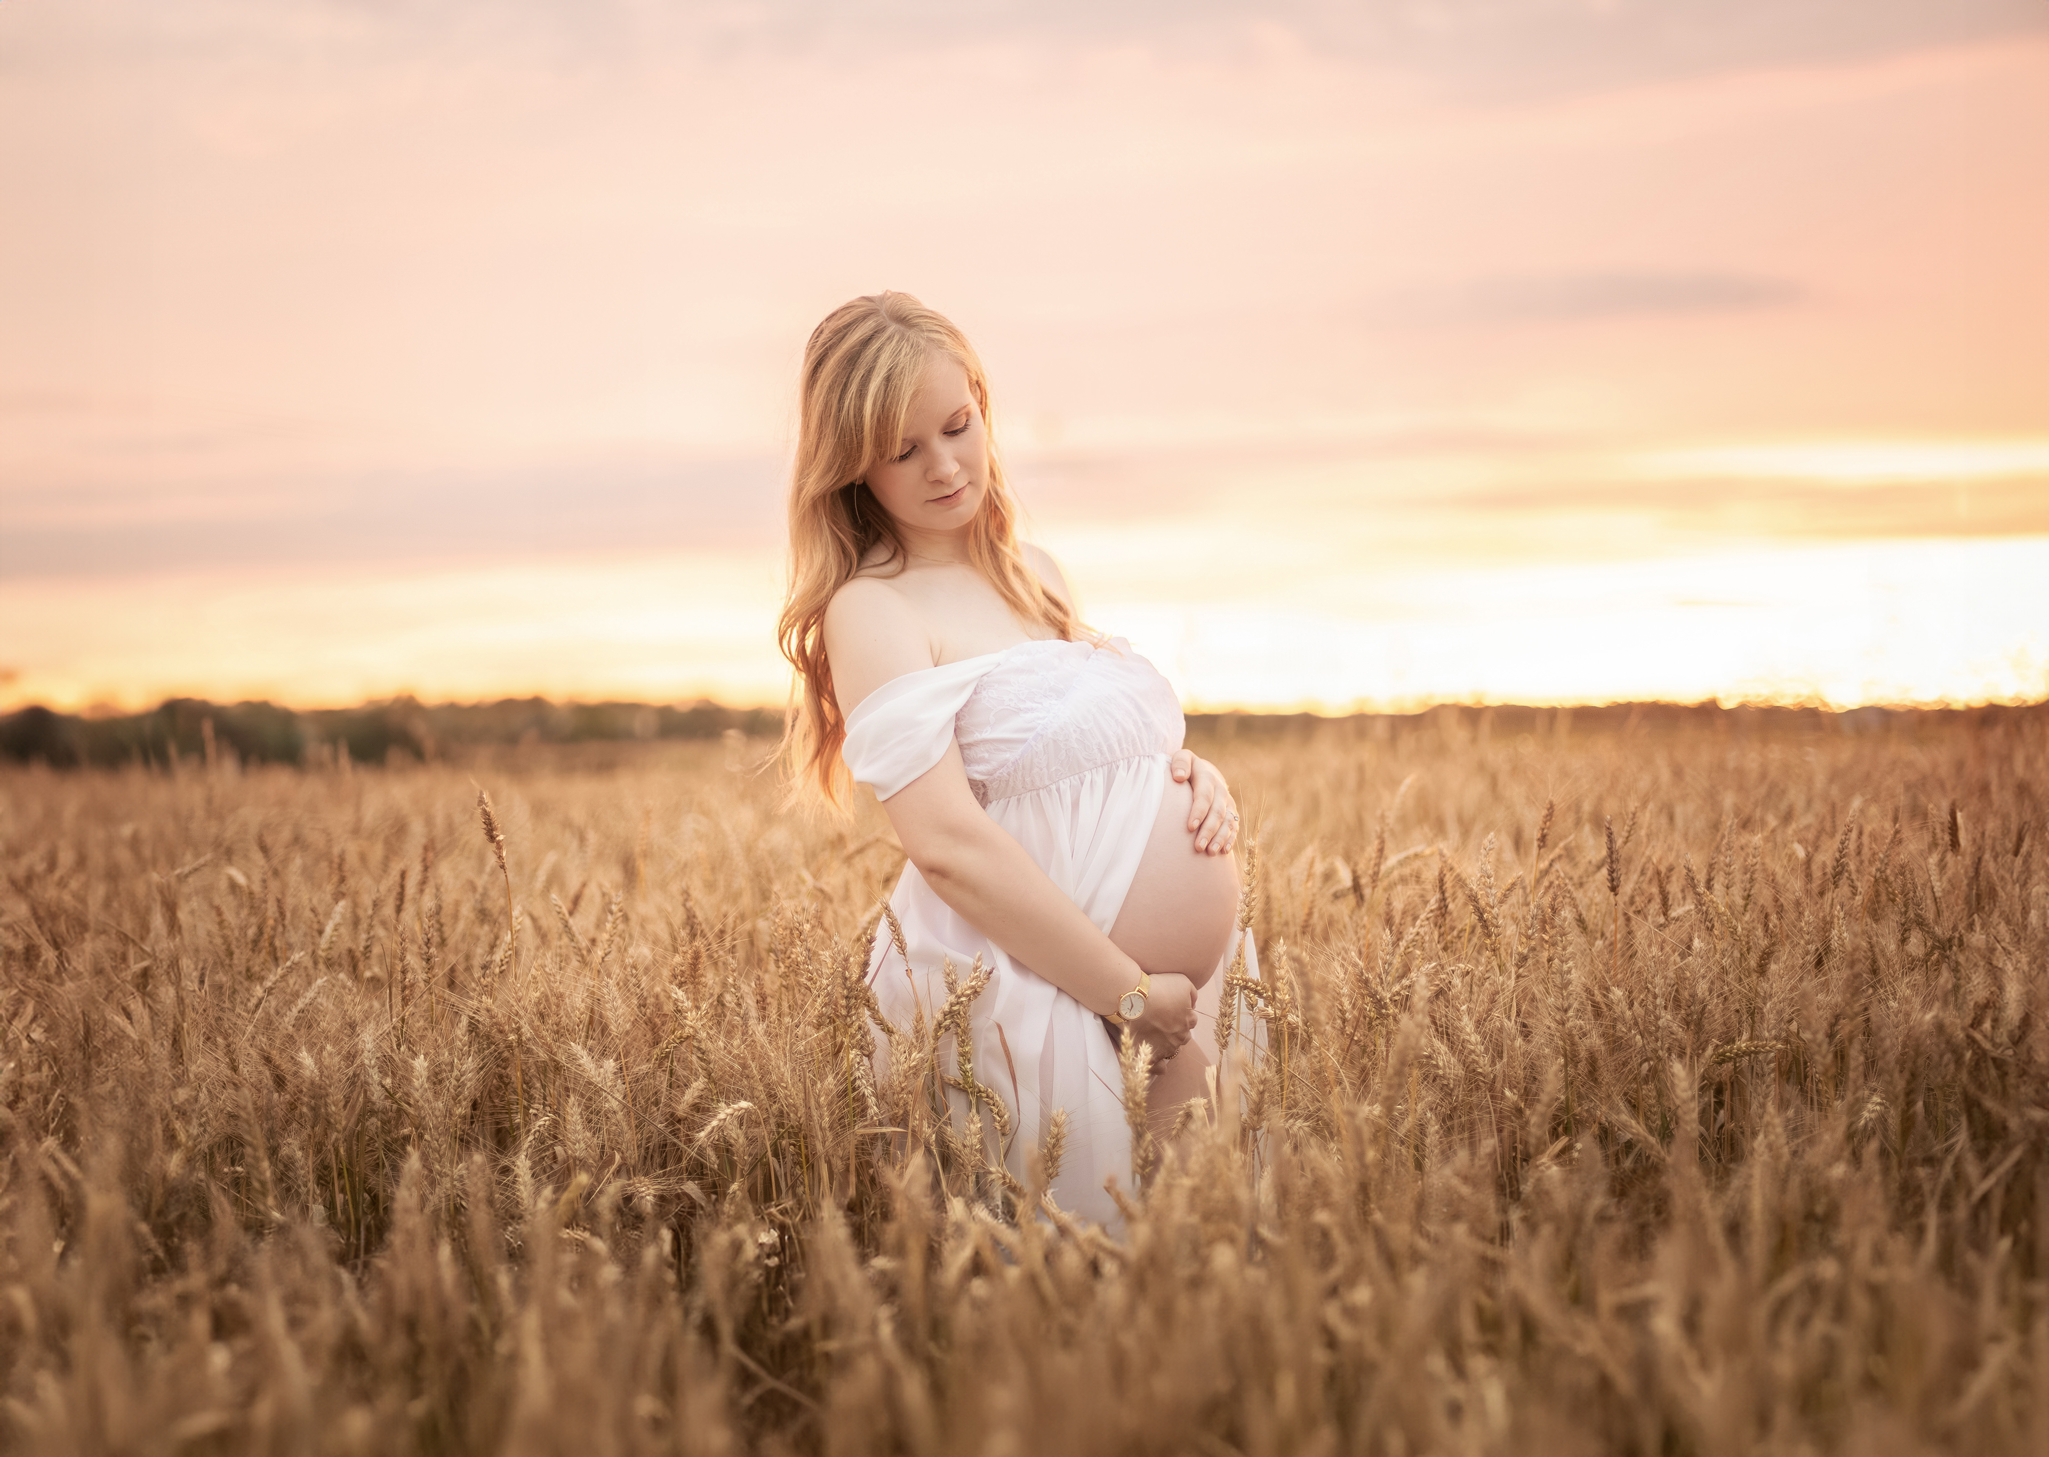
top-left (2, 712), bottom-right (2043, 1453)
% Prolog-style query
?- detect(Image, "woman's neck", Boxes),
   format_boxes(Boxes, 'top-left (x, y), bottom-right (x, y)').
top-left (894, 522), bottom-right (973, 568)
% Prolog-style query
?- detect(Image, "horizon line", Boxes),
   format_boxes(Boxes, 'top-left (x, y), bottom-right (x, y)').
top-left (8, 690), bottom-right (2047, 721)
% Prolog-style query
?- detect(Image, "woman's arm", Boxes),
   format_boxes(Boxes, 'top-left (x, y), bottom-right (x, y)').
top-left (881, 742), bottom-right (1158, 1017)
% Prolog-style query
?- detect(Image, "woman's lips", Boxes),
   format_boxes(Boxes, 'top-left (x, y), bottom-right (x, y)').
top-left (930, 484), bottom-right (968, 505)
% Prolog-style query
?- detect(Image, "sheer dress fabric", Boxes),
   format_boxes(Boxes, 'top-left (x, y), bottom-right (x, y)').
top-left (842, 636), bottom-right (1258, 1227)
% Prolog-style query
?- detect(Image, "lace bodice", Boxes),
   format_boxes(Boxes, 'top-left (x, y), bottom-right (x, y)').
top-left (954, 639), bottom-right (1182, 804)
top-left (842, 637), bottom-right (1184, 805)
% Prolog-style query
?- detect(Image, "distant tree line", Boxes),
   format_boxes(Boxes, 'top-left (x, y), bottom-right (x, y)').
top-left (2, 694), bottom-right (2038, 770)
top-left (0, 696), bottom-right (783, 769)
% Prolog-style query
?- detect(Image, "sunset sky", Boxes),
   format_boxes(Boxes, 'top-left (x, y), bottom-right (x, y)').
top-left (4, 0), bottom-right (2047, 713)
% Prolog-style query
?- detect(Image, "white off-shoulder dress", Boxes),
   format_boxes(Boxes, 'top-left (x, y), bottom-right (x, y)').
top-left (842, 635), bottom-right (1259, 1226)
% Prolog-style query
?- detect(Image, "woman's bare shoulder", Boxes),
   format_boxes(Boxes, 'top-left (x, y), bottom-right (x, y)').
top-left (823, 577), bottom-right (937, 713)
top-left (823, 574), bottom-right (926, 648)
top-left (1021, 542), bottom-right (1077, 613)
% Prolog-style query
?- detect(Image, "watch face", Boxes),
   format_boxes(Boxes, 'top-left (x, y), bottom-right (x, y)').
top-left (1119, 990), bottom-right (1146, 1021)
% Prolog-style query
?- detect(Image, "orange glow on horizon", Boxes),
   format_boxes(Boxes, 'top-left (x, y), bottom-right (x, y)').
top-left (5, 532), bottom-right (2043, 717)
top-left (1641, 439), bottom-right (2049, 485)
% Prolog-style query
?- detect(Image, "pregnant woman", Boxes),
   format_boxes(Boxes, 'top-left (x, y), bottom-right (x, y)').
top-left (777, 292), bottom-right (1259, 1227)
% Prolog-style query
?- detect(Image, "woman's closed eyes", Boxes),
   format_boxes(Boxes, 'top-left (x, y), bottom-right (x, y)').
top-left (888, 414), bottom-right (973, 463)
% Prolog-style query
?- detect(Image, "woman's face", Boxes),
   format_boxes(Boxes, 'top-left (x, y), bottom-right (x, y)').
top-left (861, 351), bottom-right (989, 537)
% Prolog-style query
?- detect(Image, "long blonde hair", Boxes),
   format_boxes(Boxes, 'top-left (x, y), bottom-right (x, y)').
top-left (777, 292), bottom-right (1077, 806)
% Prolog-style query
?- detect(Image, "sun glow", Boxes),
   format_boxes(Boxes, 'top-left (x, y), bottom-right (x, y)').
top-left (1078, 535), bottom-right (2049, 714)
top-left (5, 534), bottom-right (2043, 718)
top-left (1643, 440), bottom-right (2049, 485)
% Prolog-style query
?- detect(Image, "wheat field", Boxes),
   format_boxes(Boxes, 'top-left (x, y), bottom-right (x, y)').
top-left (1, 710), bottom-right (2043, 1455)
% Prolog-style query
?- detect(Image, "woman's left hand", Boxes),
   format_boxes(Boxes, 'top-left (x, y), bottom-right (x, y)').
top-left (1170, 750), bottom-right (1240, 856)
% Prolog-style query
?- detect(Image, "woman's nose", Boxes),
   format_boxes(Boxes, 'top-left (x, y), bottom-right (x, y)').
top-left (926, 449), bottom-right (958, 483)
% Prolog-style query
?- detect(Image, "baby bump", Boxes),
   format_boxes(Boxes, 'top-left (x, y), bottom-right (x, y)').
top-left (1108, 776), bottom-right (1240, 985)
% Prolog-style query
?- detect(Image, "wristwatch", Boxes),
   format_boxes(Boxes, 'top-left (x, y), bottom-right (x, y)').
top-left (1108, 971), bottom-right (1151, 1025)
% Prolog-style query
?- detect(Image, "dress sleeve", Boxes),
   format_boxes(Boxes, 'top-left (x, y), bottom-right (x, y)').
top-left (841, 659), bottom-right (997, 800)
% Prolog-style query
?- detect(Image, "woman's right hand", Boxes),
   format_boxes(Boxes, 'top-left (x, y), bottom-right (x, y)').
top-left (1125, 972), bottom-right (1198, 1068)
